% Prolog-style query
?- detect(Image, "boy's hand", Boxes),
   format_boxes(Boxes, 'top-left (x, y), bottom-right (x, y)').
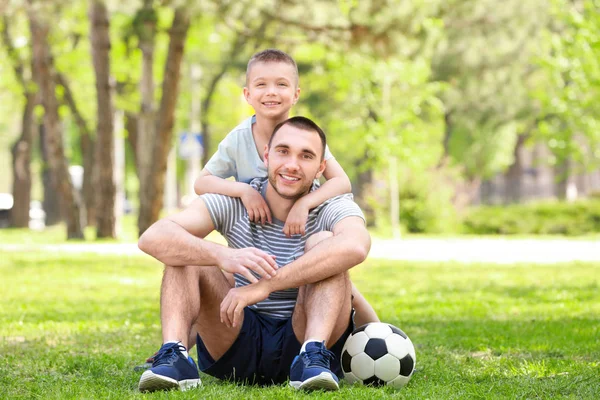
top-left (240, 186), bottom-right (272, 225)
top-left (283, 201), bottom-right (309, 237)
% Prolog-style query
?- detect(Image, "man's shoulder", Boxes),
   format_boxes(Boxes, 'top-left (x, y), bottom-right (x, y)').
top-left (200, 192), bottom-right (244, 207)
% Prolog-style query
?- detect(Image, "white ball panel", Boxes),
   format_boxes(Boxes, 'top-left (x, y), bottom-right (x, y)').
top-left (374, 354), bottom-right (401, 382)
top-left (350, 352), bottom-right (375, 380)
top-left (343, 371), bottom-right (361, 385)
top-left (344, 331), bottom-right (370, 356)
top-left (388, 374), bottom-right (411, 389)
top-left (385, 333), bottom-right (409, 359)
top-left (364, 322), bottom-right (393, 339)
top-left (407, 337), bottom-right (417, 362)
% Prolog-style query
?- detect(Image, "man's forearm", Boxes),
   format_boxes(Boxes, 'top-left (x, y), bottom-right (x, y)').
top-left (138, 219), bottom-right (224, 267)
top-left (259, 227), bottom-right (370, 293)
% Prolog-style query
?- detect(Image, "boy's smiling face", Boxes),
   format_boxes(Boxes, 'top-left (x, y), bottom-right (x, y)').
top-left (244, 61), bottom-right (300, 121)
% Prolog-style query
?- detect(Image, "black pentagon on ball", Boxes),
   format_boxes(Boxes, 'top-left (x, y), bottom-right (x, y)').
top-left (363, 376), bottom-right (386, 386)
top-left (388, 324), bottom-right (408, 339)
top-left (364, 338), bottom-right (387, 360)
top-left (341, 350), bottom-right (352, 373)
top-left (399, 354), bottom-right (415, 377)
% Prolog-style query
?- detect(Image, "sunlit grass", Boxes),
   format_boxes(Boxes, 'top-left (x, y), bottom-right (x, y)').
top-left (1, 250), bottom-right (598, 399)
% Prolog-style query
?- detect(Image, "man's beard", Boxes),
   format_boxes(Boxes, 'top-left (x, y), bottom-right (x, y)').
top-left (267, 169), bottom-right (313, 200)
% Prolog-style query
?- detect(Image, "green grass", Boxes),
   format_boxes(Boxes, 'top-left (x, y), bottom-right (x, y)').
top-left (1, 251), bottom-right (599, 399)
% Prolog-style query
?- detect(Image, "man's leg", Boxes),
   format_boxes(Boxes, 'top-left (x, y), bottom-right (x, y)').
top-left (139, 265), bottom-right (242, 392)
top-left (289, 232), bottom-right (353, 391)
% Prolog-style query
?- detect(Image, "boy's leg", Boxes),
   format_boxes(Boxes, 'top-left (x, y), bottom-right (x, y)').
top-left (351, 283), bottom-right (380, 327)
top-left (139, 265), bottom-right (241, 392)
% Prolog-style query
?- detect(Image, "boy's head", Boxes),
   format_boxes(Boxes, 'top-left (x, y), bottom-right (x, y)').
top-left (246, 49), bottom-right (299, 87)
top-left (264, 116), bottom-right (327, 200)
top-left (244, 49), bottom-right (300, 120)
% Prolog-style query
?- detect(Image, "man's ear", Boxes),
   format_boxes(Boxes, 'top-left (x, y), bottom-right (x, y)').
top-left (314, 159), bottom-right (326, 180)
top-left (263, 144), bottom-right (269, 168)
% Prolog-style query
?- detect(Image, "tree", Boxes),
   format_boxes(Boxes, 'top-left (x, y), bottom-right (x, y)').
top-left (89, 0), bottom-right (116, 238)
top-left (137, 6), bottom-right (190, 236)
top-left (28, 1), bottom-right (84, 239)
top-left (1, 15), bottom-right (37, 228)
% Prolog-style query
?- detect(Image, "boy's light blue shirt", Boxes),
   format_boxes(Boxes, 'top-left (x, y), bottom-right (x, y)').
top-left (204, 115), bottom-right (334, 183)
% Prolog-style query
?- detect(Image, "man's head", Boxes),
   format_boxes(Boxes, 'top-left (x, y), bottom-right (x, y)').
top-left (264, 117), bottom-right (327, 201)
top-left (244, 49), bottom-right (300, 120)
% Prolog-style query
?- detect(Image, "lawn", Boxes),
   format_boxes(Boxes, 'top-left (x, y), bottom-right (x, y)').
top-left (1, 251), bottom-right (598, 399)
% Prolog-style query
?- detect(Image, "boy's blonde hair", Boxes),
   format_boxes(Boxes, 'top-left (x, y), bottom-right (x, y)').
top-left (246, 49), bottom-right (299, 86)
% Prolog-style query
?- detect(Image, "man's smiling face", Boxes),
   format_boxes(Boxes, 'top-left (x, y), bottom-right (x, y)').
top-left (265, 124), bottom-right (326, 201)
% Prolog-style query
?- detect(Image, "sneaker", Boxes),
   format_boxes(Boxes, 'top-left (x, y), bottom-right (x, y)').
top-left (289, 341), bottom-right (339, 391)
top-left (138, 342), bottom-right (201, 392)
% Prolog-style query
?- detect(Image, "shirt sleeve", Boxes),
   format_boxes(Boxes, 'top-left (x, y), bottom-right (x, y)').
top-left (316, 194), bottom-right (366, 231)
top-left (200, 194), bottom-right (243, 236)
top-left (204, 132), bottom-right (238, 179)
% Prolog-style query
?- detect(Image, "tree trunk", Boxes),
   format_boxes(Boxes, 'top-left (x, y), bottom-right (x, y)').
top-left (554, 159), bottom-right (570, 200)
top-left (353, 168), bottom-right (376, 227)
top-left (138, 7), bottom-right (190, 236)
top-left (56, 72), bottom-right (96, 226)
top-left (2, 15), bottom-right (37, 227)
top-left (135, 0), bottom-right (157, 235)
top-left (29, 7), bottom-right (84, 239)
top-left (39, 124), bottom-right (62, 225)
top-left (90, 0), bottom-right (116, 238)
top-left (504, 133), bottom-right (528, 204)
top-left (10, 93), bottom-right (36, 227)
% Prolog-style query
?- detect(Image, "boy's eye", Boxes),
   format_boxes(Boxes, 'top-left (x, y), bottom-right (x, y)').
top-left (256, 83), bottom-right (265, 87)
top-left (278, 83), bottom-right (288, 87)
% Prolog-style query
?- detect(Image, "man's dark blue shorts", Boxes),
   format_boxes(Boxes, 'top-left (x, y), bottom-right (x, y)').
top-left (196, 307), bottom-right (354, 385)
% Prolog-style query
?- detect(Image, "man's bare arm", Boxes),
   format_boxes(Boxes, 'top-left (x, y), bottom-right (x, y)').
top-left (259, 216), bottom-right (370, 293)
top-left (138, 198), bottom-right (277, 281)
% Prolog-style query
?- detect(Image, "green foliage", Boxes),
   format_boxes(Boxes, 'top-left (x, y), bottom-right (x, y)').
top-left (532, 0), bottom-right (600, 169)
top-left (463, 200), bottom-right (600, 235)
top-left (1, 250), bottom-right (599, 398)
top-left (396, 168), bottom-right (459, 234)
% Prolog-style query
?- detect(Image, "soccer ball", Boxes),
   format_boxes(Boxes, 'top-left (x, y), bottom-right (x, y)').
top-left (341, 322), bottom-right (416, 389)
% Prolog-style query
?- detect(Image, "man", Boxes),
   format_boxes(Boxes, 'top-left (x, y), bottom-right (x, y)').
top-left (137, 116), bottom-right (371, 392)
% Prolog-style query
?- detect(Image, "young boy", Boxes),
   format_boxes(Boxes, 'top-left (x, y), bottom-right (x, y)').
top-left (195, 49), bottom-right (379, 327)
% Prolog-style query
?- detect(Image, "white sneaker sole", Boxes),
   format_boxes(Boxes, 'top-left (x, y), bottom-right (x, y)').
top-left (138, 370), bottom-right (201, 392)
top-left (290, 372), bottom-right (339, 391)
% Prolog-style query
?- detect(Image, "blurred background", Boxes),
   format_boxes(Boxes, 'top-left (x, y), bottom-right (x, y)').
top-left (0, 0), bottom-right (599, 241)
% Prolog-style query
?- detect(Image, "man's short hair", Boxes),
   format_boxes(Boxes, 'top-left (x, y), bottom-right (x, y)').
top-left (269, 116), bottom-right (327, 160)
top-left (246, 49), bottom-right (299, 86)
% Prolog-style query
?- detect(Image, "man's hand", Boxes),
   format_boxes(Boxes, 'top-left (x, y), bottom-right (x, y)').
top-left (220, 284), bottom-right (270, 328)
top-left (240, 186), bottom-right (272, 225)
top-left (283, 200), bottom-right (309, 237)
top-left (217, 247), bottom-right (277, 283)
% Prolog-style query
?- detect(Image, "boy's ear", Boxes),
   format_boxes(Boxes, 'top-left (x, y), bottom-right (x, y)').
top-left (292, 87), bottom-right (300, 105)
top-left (243, 87), bottom-right (251, 103)
top-left (314, 159), bottom-right (326, 180)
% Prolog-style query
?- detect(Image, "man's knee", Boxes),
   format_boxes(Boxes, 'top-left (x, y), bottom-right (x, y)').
top-left (305, 231), bottom-right (333, 252)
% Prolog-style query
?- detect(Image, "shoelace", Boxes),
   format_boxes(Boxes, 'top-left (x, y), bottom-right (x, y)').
top-left (152, 342), bottom-right (187, 367)
top-left (304, 346), bottom-right (335, 369)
